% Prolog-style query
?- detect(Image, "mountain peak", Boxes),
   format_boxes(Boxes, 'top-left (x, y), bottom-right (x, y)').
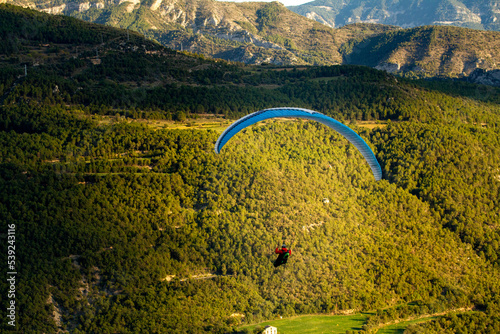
top-left (288, 0), bottom-right (500, 31)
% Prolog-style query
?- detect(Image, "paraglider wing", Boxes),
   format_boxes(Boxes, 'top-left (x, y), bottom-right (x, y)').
top-left (215, 107), bottom-right (382, 181)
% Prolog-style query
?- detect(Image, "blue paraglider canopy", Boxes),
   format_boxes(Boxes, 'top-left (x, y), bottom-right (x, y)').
top-left (215, 107), bottom-right (382, 181)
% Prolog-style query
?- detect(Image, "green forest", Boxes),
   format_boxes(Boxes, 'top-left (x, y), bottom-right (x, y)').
top-left (1, 4), bottom-right (500, 333)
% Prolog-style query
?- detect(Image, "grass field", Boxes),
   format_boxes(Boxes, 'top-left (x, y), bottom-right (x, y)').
top-left (94, 115), bottom-right (387, 132)
top-left (239, 313), bottom-right (446, 334)
top-left (238, 313), bottom-right (369, 334)
top-left (94, 115), bottom-right (231, 132)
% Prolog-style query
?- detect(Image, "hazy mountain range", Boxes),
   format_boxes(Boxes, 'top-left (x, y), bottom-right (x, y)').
top-left (2, 0), bottom-right (500, 79)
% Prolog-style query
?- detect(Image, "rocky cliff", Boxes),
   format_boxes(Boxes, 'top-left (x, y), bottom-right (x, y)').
top-left (289, 0), bottom-right (500, 31)
top-left (468, 68), bottom-right (500, 87)
top-left (2, 0), bottom-right (500, 79)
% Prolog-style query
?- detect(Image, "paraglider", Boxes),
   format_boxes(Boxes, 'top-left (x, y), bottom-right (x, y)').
top-left (214, 107), bottom-right (382, 181)
top-left (215, 108), bottom-right (382, 270)
top-left (274, 244), bottom-right (291, 268)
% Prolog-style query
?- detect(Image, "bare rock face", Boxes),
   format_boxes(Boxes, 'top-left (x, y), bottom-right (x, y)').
top-left (468, 68), bottom-right (500, 87)
top-left (36, 1), bottom-right (107, 14)
top-left (375, 62), bottom-right (400, 73)
top-left (3, 0), bottom-right (500, 73)
top-left (289, 0), bottom-right (500, 31)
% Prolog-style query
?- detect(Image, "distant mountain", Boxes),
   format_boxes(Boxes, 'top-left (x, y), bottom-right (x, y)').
top-left (3, 0), bottom-right (384, 66)
top-left (2, 0), bottom-right (500, 79)
top-left (288, 0), bottom-right (500, 31)
top-left (343, 25), bottom-right (500, 78)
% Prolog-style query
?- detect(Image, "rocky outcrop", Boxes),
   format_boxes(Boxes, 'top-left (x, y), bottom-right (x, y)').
top-left (118, 0), bottom-right (140, 13)
top-left (4, 0), bottom-right (500, 72)
top-left (468, 68), bottom-right (500, 87)
top-left (375, 62), bottom-right (400, 73)
top-left (37, 1), bottom-right (106, 14)
top-left (150, 0), bottom-right (162, 11)
top-left (289, 0), bottom-right (500, 31)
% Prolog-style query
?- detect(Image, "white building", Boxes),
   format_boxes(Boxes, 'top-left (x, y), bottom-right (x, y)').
top-left (262, 325), bottom-right (277, 334)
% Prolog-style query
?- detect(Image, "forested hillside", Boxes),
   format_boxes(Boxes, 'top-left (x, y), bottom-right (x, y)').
top-left (1, 5), bottom-right (500, 333)
top-left (4, 0), bottom-right (500, 79)
top-left (2, 5), bottom-right (500, 119)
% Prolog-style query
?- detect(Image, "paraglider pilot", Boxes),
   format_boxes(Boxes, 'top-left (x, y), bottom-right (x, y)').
top-left (274, 244), bottom-right (291, 267)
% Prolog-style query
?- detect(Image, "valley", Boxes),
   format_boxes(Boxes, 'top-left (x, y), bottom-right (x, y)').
top-left (0, 4), bottom-right (499, 333)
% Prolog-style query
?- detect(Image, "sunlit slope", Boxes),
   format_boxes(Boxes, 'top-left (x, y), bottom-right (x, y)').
top-left (1, 5), bottom-right (500, 332)
top-left (289, 0), bottom-right (500, 31)
top-left (3, 1), bottom-right (500, 77)
top-left (2, 5), bottom-right (500, 123)
top-left (343, 25), bottom-right (500, 77)
top-left (1, 112), bottom-right (499, 332)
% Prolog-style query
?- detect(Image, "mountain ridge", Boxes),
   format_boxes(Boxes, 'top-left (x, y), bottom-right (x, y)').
top-left (2, 0), bottom-right (500, 78)
top-left (2, 0), bottom-right (395, 65)
top-left (288, 0), bottom-right (500, 31)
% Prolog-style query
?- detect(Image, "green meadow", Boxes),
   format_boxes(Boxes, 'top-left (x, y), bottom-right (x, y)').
top-left (240, 314), bottom-right (446, 334)
top-left (239, 313), bottom-right (369, 333)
